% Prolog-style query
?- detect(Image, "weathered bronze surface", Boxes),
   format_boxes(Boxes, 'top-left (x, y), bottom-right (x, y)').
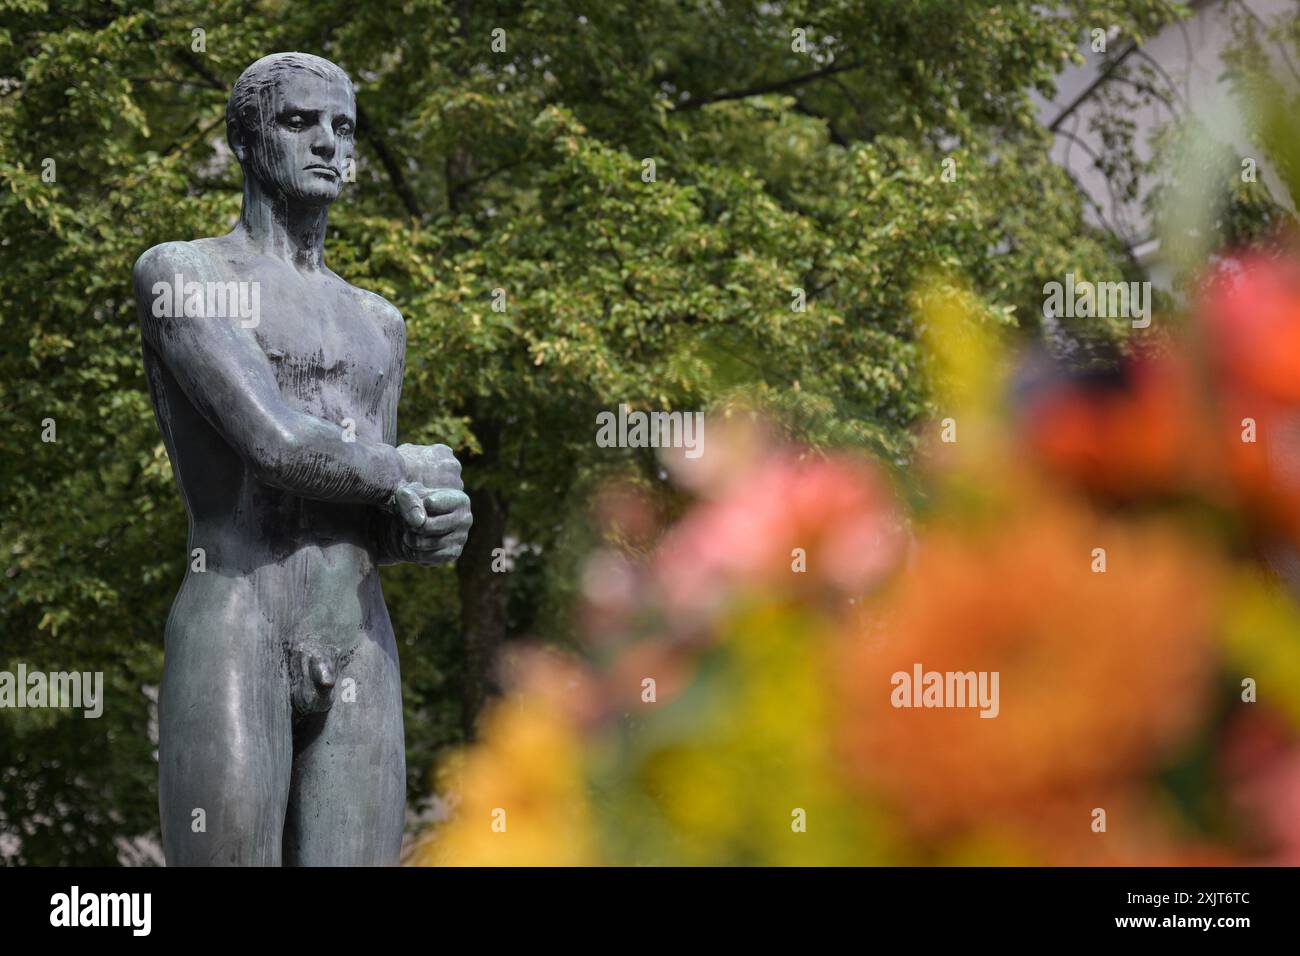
top-left (134, 53), bottom-right (471, 865)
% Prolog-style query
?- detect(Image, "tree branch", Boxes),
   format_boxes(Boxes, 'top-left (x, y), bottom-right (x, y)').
top-left (356, 104), bottom-right (423, 219)
top-left (674, 59), bottom-right (865, 112)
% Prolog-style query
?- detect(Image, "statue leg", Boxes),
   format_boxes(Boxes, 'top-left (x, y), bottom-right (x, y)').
top-left (158, 582), bottom-right (294, 866)
top-left (282, 621), bottom-right (406, 866)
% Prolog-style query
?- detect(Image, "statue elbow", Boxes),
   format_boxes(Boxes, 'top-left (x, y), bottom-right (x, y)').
top-left (244, 424), bottom-right (306, 489)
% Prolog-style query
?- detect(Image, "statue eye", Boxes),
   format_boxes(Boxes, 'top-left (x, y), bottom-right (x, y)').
top-left (335, 120), bottom-right (354, 137)
top-left (285, 114), bottom-right (306, 130)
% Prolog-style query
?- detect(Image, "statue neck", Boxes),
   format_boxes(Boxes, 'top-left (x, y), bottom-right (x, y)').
top-left (237, 174), bottom-right (329, 271)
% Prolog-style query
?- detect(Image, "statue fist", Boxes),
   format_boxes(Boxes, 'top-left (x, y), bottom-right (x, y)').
top-left (397, 442), bottom-right (463, 491)
top-left (392, 444), bottom-right (472, 565)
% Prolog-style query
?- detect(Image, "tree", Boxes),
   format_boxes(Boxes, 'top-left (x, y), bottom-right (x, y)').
top-left (0, 0), bottom-right (1177, 863)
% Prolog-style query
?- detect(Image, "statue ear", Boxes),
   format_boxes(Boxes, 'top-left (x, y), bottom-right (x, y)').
top-left (227, 115), bottom-right (254, 167)
top-left (227, 116), bottom-right (249, 165)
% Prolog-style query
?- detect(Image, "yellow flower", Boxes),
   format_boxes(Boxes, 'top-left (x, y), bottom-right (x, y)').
top-left (411, 695), bottom-right (595, 866)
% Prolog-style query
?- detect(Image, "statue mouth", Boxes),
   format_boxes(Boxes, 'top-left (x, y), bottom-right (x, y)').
top-left (305, 165), bottom-right (339, 179)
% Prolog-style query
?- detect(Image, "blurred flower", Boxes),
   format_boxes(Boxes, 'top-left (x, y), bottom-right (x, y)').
top-left (592, 483), bottom-right (660, 550)
top-left (1200, 253), bottom-right (1300, 541)
top-left (410, 691), bottom-right (596, 866)
top-left (1011, 251), bottom-right (1300, 550)
top-left (1220, 570), bottom-right (1300, 730)
top-left (659, 410), bottom-right (781, 499)
top-left (1017, 347), bottom-right (1205, 499)
top-left (1221, 708), bottom-right (1300, 864)
top-left (652, 448), bottom-right (906, 625)
top-left (836, 494), bottom-right (1219, 861)
top-left (414, 273), bottom-right (1300, 865)
top-left (1201, 252), bottom-right (1300, 406)
top-left (496, 643), bottom-right (607, 729)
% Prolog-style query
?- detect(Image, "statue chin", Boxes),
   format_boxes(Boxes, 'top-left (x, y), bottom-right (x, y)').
top-left (250, 167), bottom-right (341, 208)
top-left (281, 180), bottom-right (341, 207)
top-left (300, 179), bottom-right (342, 205)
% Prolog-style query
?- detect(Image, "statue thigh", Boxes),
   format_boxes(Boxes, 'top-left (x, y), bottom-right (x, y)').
top-left (158, 578), bottom-right (294, 866)
top-left (282, 621), bottom-right (407, 866)
top-left (158, 576), bottom-right (406, 865)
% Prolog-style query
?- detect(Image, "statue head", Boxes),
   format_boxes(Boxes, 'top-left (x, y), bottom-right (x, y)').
top-left (226, 53), bottom-right (355, 207)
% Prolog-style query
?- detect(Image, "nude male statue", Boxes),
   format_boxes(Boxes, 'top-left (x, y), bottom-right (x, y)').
top-left (132, 52), bottom-right (472, 866)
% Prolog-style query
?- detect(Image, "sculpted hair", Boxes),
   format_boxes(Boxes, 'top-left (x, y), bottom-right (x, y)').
top-left (225, 52), bottom-right (353, 154)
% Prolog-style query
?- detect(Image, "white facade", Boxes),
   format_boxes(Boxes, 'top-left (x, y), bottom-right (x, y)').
top-left (1036, 0), bottom-right (1297, 286)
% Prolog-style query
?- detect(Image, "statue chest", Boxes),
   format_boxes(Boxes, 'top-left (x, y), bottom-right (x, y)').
top-left (251, 287), bottom-right (396, 433)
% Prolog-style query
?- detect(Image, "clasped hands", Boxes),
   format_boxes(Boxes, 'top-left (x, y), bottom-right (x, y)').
top-left (390, 443), bottom-right (473, 565)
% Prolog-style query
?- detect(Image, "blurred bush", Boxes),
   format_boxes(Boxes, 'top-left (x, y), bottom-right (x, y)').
top-left (413, 267), bottom-right (1300, 865)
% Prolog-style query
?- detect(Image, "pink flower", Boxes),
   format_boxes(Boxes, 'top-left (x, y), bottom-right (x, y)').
top-left (652, 451), bottom-right (905, 622)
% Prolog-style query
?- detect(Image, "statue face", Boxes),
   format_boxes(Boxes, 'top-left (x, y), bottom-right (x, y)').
top-left (245, 68), bottom-right (355, 206)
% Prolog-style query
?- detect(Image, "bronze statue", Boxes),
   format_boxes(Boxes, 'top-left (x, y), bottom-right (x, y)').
top-left (133, 53), bottom-right (471, 865)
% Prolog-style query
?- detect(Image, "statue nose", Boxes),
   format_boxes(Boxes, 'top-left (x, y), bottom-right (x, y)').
top-left (311, 129), bottom-right (336, 159)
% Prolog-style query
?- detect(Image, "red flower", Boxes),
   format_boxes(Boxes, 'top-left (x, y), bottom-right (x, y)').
top-left (1202, 254), bottom-right (1300, 405)
top-left (1021, 349), bottom-right (1202, 498)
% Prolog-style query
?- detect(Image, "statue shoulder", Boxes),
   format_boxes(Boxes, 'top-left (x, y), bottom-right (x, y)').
top-left (333, 276), bottom-right (405, 336)
top-left (133, 239), bottom-right (223, 289)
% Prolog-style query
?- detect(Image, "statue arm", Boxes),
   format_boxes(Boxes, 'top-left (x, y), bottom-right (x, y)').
top-left (369, 340), bottom-right (470, 566)
top-left (133, 241), bottom-right (405, 506)
top-left (373, 351), bottom-right (408, 565)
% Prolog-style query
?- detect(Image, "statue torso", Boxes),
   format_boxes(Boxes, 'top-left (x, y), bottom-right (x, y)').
top-left (140, 233), bottom-right (406, 650)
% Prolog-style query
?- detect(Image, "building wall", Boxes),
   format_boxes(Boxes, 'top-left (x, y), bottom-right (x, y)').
top-left (1035, 0), bottom-right (1297, 285)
